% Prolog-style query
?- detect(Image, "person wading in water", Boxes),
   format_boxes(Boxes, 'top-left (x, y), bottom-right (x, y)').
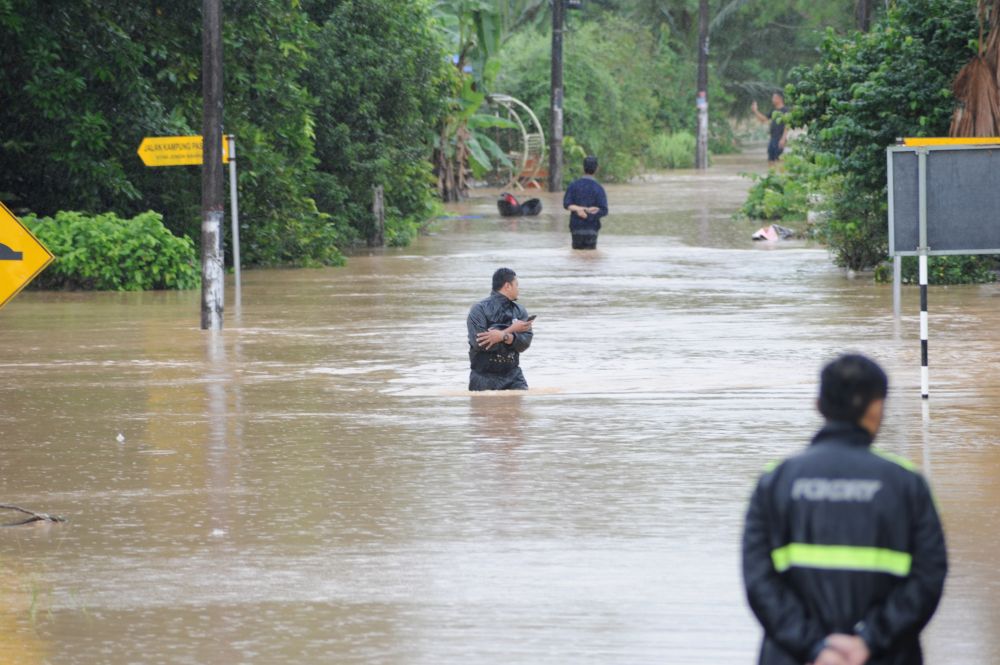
top-left (466, 268), bottom-right (534, 391)
top-left (563, 155), bottom-right (609, 250)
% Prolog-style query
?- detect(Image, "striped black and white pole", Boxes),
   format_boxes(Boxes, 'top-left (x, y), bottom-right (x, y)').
top-left (919, 252), bottom-right (929, 398)
top-left (917, 148), bottom-right (930, 399)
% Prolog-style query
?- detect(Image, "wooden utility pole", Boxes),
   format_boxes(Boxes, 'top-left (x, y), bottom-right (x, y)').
top-left (695, 0), bottom-right (709, 170)
top-left (549, 0), bottom-right (565, 192)
top-left (201, 0), bottom-right (224, 330)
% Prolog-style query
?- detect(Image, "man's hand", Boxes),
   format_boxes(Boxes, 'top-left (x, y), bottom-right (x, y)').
top-left (476, 329), bottom-right (505, 350)
top-left (575, 207), bottom-right (588, 219)
top-left (779, 137), bottom-right (787, 150)
top-left (509, 319), bottom-right (532, 334)
top-left (812, 647), bottom-right (849, 665)
top-left (586, 206), bottom-right (600, 214)
top-left (751, 100), bottom-right (759, 113)
top-left (825, 634), bottom-right (870, 665)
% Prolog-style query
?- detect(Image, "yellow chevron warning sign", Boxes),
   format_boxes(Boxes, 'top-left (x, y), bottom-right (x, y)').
top-left (0, 202), bottom-right (54, 309)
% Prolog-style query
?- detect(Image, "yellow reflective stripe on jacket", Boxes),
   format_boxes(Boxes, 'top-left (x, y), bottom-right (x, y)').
top-left (771, 543), bottom-right (912, 577)
top-left (871, 447), bottom-right (918, 472)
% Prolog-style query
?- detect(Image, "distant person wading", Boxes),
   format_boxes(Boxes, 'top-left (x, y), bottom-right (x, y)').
top-left (466, 268), bottom-right (534, 391)
top-left (563, 155), bottom-right (609, 250)
top-left (752, 91), bottom-right (790, 167)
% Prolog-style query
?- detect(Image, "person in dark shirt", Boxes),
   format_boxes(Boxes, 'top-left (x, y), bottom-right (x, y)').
top-left (562, 155), bottom-right (609, 250)
top-left (466, 267), bottom-right (534, 391)
top-left (752, 91), bottom-right (790, 166)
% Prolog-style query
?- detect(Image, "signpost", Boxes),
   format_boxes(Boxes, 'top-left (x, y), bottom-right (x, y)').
top-left (137, 136), bottom-right (229, 167)
top-left (137, 134), bottom-right (241, 310)
top-left (0, 201), bottom-right (54, 310)
top-left (886, 138), bottom-right (1000, 398)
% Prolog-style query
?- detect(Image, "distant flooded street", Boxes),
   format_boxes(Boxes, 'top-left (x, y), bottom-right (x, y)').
top-left (2, 150), bottom-right (998, 663)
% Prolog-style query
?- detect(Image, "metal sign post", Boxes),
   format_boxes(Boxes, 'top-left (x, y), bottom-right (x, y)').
top-left (916, 148), bottom-right (929, 399)
top-left (227, 135), bottom-right (241, 309)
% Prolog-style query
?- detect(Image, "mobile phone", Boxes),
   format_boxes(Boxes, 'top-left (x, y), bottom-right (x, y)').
top-left (526, 314), bottom-right (537, 322)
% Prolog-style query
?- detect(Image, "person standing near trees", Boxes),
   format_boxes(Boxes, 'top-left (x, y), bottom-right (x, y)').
top-left (752, 91), bottom-right (790, 166)
top-left (563, 155), bottom-right (609, 250)
top-left (742, 354), bottom-right (947, 665)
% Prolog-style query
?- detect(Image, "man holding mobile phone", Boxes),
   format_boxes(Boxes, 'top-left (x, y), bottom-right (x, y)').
top-left (466, 267), bottom-right (534, 391)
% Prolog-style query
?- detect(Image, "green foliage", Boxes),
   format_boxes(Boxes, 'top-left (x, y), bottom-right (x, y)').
top-left (787, 0), bottom-right (981, 274)
top-left (741, 171), bottom-right (808, 220)
top-left (23, 210), bottom-right (199, 291)
top-left (740, 146), bottom-right (813, 219)
top-left (647, 132), bottom-right (696, 170)
top-left (307, 0), bottom-right (448, 246)
top-left (497, 17), bottom-right (666, 181)
top-left (874, 256), bottom-right (999, 284)
top-left (1, 0), bottom-right (458, 268)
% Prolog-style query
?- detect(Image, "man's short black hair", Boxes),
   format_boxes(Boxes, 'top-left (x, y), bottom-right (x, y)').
top-left (818, 354), bottom-right (889, 423)
top-left (583, 155), bottom-right (598, 175)
top-left (492, 267), bottom-right (517, 291)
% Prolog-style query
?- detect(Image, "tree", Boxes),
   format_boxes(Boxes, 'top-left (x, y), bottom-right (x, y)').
top-left (0, 0), bottom-right (343, 268)
top-left (306, 0), bottom-right (449, 245)
top-left (789, 0), bottom-right (978, 270)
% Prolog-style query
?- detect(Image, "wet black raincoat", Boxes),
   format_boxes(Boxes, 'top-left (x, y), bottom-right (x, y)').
top-left (467, 291), bottom-right (533, 391)
top-left (742, 421), bottom-right (947, 665)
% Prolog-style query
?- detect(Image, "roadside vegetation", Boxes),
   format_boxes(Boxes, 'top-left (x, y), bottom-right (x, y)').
top-left (2, 1), bottom-right (915, 288)
top-left (743, 0), bottom-right (1000, 283)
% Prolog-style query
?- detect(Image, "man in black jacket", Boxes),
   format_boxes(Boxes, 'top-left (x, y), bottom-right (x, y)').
top-left (466, 267), bottom-right (533, 391)
top-left (742, 354), bottom-right (947, 665)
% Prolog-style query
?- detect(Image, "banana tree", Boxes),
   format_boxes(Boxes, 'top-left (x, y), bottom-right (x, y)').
top-left (432, 0), bottom-right (546, 200)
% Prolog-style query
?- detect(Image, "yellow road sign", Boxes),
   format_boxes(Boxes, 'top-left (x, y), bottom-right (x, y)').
top-left (0, 201), bottom-right (54, 309)
top-left (137, 136), bottom-right (230, 167)
top-left (903, 137), bottom-right (1000, 147)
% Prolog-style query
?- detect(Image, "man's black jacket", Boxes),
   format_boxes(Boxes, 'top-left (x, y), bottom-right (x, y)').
top-left (742, 421), bottom-right (947, 665)
top-left (467, 291), bottom-right (532, 374)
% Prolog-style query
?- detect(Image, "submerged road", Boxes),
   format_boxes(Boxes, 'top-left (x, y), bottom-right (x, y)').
top-left (1, 150), bottom-right (998, 663)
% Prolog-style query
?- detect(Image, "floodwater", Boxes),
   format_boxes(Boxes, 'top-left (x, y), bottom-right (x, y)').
top-left (1, 149), bottom-right (999, 664)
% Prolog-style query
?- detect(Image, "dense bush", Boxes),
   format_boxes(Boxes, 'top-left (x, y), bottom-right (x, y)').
top-left (23, 211), bottom-right (199, 291)
top-left (874, 255), bottom-right (999, 285)
top-left (741, 170), bottom-right (808, 220)
top-left (647, 132), bottom-right (697, 170)
top-left (740, 146), bottom-right (814, 220)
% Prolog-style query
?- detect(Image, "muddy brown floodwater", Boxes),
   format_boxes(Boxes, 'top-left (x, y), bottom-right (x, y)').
top-left (1, 150), bottom-right (998, 664)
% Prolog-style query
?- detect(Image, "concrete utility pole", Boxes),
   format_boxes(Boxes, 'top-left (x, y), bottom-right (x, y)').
top-left (695, 0), bottom-right (709, 170)
top-left (201, 0), bottom-right (225, 330)
top-left (548, 0), bottom-right (565, 192)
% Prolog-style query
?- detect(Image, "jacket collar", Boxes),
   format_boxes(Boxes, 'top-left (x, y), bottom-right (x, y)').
top-left (810, 420), bottom-right (874, 448)
top-left (490, 290), bottom-right (513, 303)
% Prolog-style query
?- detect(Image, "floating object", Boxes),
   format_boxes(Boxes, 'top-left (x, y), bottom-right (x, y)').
top-left (752, 224), bottom-right (797, 241)
top-left (497, 192), bottom-right (543, 217)
top-left (0, 504), bottom-right (66, 527)
top-left (116, 432), bottom-right (125, 443)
